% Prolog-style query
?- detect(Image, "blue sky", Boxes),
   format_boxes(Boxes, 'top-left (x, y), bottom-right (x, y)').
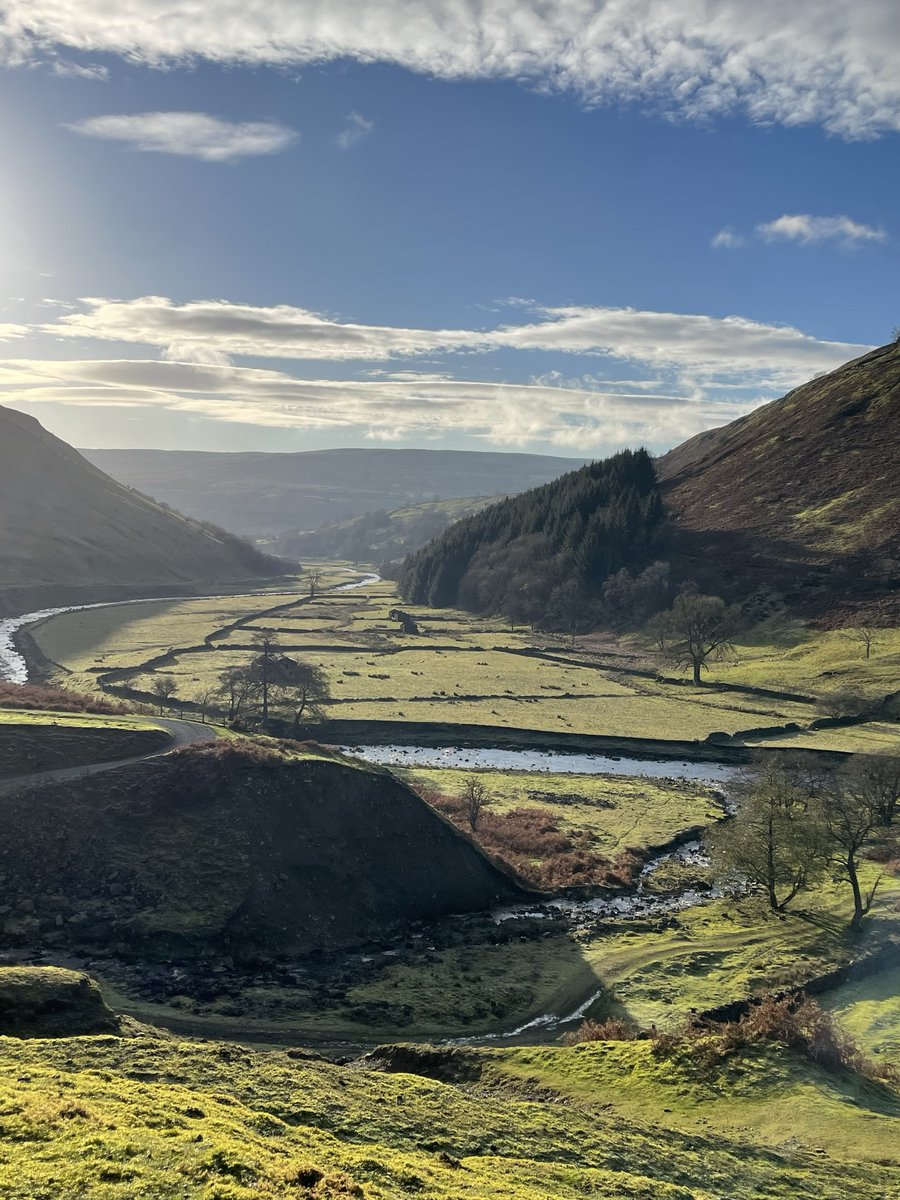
top-left (0, 1), bottom-right (896, 456)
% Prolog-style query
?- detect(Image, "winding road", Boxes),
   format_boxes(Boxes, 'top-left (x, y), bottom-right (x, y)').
top-left (0, 716), bottom-right (219, 794)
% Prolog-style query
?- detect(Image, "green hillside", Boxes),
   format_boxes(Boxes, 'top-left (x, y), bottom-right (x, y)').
top-left (658, 340), bottom-right (900, 618)
top-left (0, 406), bottom-right (280, 615)
top-left (1, 986), bottom-right (899, 1199)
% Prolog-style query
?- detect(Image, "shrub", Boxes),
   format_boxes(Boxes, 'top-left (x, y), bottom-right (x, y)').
top-left (0, 681), bottom-right (133, 716)
top-left (418, 790), bottom-right (619, 888)
top-left (562, 1017), bottom-right (635, 1045)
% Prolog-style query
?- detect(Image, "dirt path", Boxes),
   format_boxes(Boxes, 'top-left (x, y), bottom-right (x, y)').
top-left (0, 717), bottom-right (219, 793)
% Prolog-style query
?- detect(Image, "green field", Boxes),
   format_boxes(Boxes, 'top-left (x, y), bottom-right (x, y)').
top-left (31, 576), bottom-right (844, 745)
top-left (397, 766), bottom-right (719, 857)
top-left (824, 965), bottom-right (900, 1064)
top-left (2, 996), bottom-right (899, 1199)
top-left (704, 622), bottom-right (900, 700)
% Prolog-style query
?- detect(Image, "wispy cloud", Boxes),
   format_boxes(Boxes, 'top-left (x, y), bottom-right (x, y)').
top-left (0, 356), bottom-right (760, 450)
top-left (8, 294), bottom-right (867, 448)
top-left (51, 58), bottom-right (108, 80)
top-left (39, 297), bottom-right (870, 390)
top-left (65, 112), bottom-right (298, 162)
top-left (4, 1), bottom-right (900, 138)
top-left (755, 213), bottom-right (887, 245)
top-left (710, 227), bottom-right (745, 249)
top-left (336, 111), bottom-right (374, 150)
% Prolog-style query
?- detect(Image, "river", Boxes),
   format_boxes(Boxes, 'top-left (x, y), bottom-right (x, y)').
top-left (339, 742), bottom-right (738, 785)
top-left (0, 569), bottom-right (382, 685)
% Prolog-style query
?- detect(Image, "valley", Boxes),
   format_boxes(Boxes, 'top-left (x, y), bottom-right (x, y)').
top-left (1, 563), bottom-right (896, 1058)
top-left (0, 355), bottom-right (897, 1199)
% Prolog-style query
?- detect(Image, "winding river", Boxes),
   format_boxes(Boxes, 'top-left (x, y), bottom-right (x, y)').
top-left (0, 570), bottom-right (382, 685)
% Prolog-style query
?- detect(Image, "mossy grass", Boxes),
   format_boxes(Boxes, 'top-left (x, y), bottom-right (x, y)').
top-left (0, 1025), bottom-right (898, 1198)
top-left (397, 765), bottom-right (719, 857)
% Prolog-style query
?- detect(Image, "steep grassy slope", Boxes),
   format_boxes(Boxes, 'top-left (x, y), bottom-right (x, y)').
top-left (0, 406), bottom-right (280, 614)
top-left (272, 494), bottom-right (502, 563)
top-left (83, 446), bottom-right (584, 534)
top-left (1, 1016), bottom-right (898, 1198)
top-left (657, 340), bottom-right (900, 616)
top-left (0, 741), bottom-right (524, 958)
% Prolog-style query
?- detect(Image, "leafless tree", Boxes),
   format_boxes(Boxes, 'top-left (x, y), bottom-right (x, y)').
top-left (844, 625), bottom-right (878, 660)
top-left (664, 591), bottom-right (740, 685)
top-left (462, 776), bottom-right (493, 831)
top-left (215, 666), bottom-right (259, 723)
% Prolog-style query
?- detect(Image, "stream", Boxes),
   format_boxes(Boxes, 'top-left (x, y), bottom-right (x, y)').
top-left (339, 742), bottom-right (738, 1045)
top-left (340, 742), bottom-right (738, 785)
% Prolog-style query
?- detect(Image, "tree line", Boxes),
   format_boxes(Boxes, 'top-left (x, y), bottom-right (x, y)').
top-left (399, 449), bottom-right (665, 627)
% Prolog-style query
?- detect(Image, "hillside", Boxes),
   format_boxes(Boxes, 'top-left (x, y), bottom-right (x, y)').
top-left (0, 740), bottom-right (524, 959)
top-left (399, 449), bottom-right (664, 621)
top-left (658, 340), bottom-right (900, 616)
top-left (271, 494), bottom-right (503, 563)
top-left (82, 446), bottom-right (585, 535)
top-left (2, 1002), bottom-right (900, 1198)
top-left (0, 406), bottom-right (280, 615)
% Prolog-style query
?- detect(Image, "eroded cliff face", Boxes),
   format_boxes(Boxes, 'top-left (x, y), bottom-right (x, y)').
top-left (0, 745), bottom-right (525, 960)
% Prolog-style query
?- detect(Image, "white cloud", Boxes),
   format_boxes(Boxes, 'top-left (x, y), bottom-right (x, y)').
top-left (0, 356), bottom-right (760, 450)
top-left (65, 111), bottom-right (298, 162)
top-left (51, 57), bottom-right (108, 79)
top-left (8, 294), bottom-right (873, 451)
top-left (3, 1), bottom-right (900, 137)
top-left (755, 213), bottom-right (887, 245)
top-left (336, 112), bottom-right (374, 150)
top-left (42, 296), bottom-right (870, 388)
top-left (711, 227), bottom-right (745, 249)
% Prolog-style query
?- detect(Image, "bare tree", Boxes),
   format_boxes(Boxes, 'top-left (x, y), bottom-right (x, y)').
top-left (844, 625), bottom-right (878, 660)
top-left (193, 687), bottom-right (216, 723)
top-left (149, 676), bottom-right (178, 714)
top-left (708, 759), bottom-right (827, 911)
top-left (307, 570), bottom-right (323, 599)
top-left (215, 666), bottom-right (259, 723)
top-left (814, 765), bottom-right (888, 931)
top-left (266, 656), bottom-right (330, 731)
top-left (845, 754), bottom-right (900, 827)
top-left (664, 591), bottom-right (739, 685)
top-left (461, 776), bottom-right (493, 831)
top-left (250, 629), bottom-right (280, 721)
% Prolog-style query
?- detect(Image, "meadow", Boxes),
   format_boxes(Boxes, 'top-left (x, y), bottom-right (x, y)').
top-left (29, 573), bottom-right (853, 747)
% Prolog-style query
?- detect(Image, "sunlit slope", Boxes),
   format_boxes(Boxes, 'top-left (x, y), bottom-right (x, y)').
top-left (0, 405), bottom-right (278, 611)
top-left (2, 1021), bottom-right (899, 1199)
top-left (658, 340), bottom-right (900, 613)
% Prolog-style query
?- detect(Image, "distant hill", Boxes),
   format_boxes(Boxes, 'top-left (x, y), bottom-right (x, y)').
top-left (271, 494), bottom-right (503, 564)
top-left (81, 447), bottom-right (586, 535)
top-left (658, 340), bottom-right (900, 617)
top-left (400, 449), bottom-right (664, 623)
top-left (0, 406), bottom-right (280, 615)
